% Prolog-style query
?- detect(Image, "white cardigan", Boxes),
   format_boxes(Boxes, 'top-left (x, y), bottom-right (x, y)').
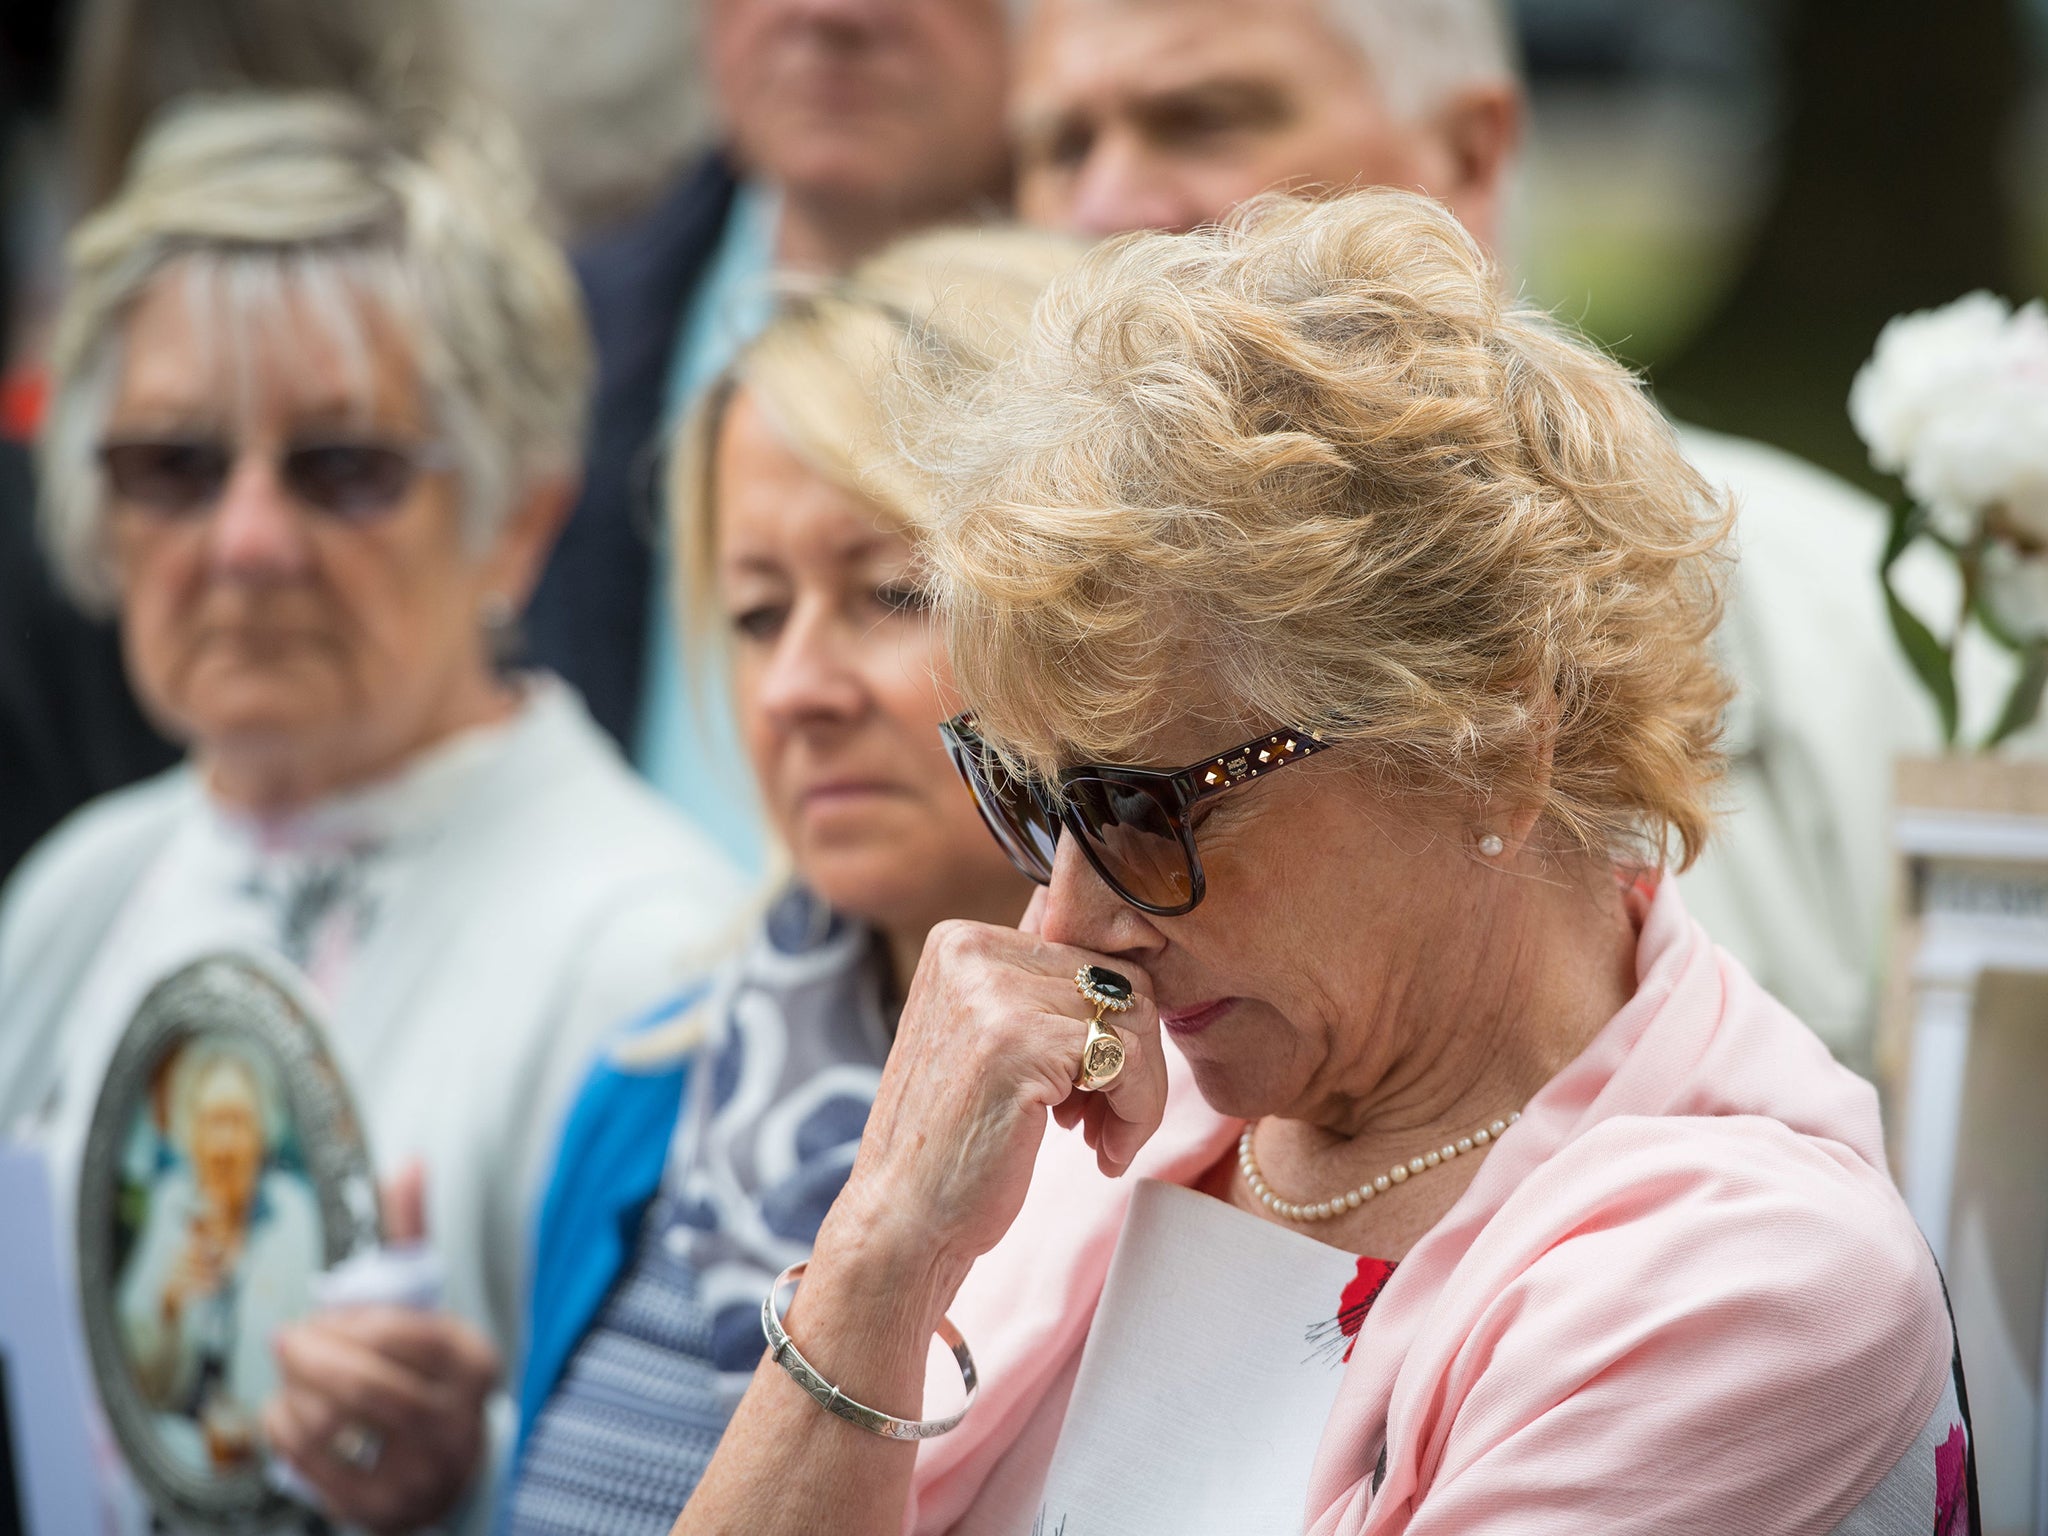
top-left (0, 680), bottom-right (739, 1490)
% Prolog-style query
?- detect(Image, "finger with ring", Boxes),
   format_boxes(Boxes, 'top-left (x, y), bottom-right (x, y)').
top-left (1073, 965), bottom-right (1134, 1092)
top-left (330, 1421), bottom-right (384, 1472)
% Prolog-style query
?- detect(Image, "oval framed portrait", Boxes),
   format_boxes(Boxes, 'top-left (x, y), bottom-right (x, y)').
top-left (75, 954), bottom-right (380, 1533)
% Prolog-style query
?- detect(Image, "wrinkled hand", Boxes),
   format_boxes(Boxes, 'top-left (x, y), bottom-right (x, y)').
top-left (264, 1305), bottom-right (499, 1532)
top-left (821, 906), bottom-right (1166, 1280)
top-left (262, 1165), bottom-right (498, 1533)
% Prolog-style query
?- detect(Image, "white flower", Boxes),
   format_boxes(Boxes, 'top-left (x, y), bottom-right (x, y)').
top-left (1850, 291), bottom-right (2014, 474)
top-left (1852, 294), bottom-right (2048, 543)
top-left (1980, 538), bottom-right (2048, 641)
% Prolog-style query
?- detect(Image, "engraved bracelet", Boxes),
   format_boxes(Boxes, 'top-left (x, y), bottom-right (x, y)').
top-left (760, 1261), bottom-right (978, 1441)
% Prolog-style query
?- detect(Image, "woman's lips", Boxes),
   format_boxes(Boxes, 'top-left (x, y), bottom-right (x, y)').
top-left (800, 780), bottom-right (905, 808)
top-left (1160, 998), bottom-right (1233, 1037)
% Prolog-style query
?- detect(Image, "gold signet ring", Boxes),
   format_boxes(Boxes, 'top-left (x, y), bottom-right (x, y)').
top-left (1073, 965), bottom-right (1134, 1091)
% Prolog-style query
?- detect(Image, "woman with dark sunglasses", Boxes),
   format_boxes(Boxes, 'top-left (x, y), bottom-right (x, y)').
top-left (0, 97), bottom-right (738, 1532)
top-left (673, 192), bottom-right (1975, 1536)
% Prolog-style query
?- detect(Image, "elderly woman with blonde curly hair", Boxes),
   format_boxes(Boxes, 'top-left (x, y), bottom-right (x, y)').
top-left (669, 191), bottom-right (1976, 1536)
top-left (0, 95), bottom-right (734, 1530)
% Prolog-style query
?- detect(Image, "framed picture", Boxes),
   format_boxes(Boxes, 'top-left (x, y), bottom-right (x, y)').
top-left (74, 955), bottom-right (380, 1533)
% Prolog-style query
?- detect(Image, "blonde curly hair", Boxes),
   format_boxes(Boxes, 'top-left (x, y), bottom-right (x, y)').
top-left (909, 189), bottom-right (1732, 870)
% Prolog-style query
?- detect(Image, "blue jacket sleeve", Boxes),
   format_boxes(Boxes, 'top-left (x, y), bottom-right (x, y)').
top-left (512, 984), bottom-right (705, 1463)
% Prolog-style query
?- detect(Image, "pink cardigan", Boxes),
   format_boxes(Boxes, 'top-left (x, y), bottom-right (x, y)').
top-left (907, 877), bottom-right (1955, 1534)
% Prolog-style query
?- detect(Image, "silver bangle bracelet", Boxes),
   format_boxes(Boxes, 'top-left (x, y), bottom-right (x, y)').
top-left (760, 1260), bottom-right (978, 1441)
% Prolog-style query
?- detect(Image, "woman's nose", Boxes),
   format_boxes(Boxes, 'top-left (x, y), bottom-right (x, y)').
top-left (205, 453), bottom-right (313, 580)
top-left (756, 606), bottom-right (870, 727)
top-left (1037, 834), bottom-right (1162, 959)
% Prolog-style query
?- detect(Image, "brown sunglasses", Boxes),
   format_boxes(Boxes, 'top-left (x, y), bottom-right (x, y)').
top-left (939, 712), bottom-right (1332, 915)
top-left (98, 437), bottom-right (454, 522)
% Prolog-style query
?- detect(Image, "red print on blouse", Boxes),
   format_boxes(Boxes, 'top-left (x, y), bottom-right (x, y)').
top-left (1933, 1423), bottom-right (1969, 1536)
top-left (1307, 1257), bottom-right (1398, 1366)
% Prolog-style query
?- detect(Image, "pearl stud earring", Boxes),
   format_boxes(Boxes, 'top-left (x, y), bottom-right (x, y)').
top-left (1477, 833), bottom-right (1505, 859)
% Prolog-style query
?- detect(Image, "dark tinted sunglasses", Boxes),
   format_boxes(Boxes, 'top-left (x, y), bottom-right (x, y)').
top-left (940, 712), bottom-right (1332, 916)
top-left (98, 437), bottom-right (453, 521)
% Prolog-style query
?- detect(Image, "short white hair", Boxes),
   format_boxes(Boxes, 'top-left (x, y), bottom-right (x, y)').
top-left (1322, 0), bottom-right (1520, 120)
top-left (1012, 0), bottom-right (1519, 122)
top-left (41, 92), bottom-right (593, 611)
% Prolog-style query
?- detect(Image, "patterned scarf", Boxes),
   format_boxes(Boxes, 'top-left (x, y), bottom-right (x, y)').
top-left (507, 886), bottom-right (893, 1535)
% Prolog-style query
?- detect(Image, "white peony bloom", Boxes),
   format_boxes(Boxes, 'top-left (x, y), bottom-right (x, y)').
top-left (1979, 538), bottom-right (2048, 640)
top-left (1851, 293), bottom-right (2048, 540)
top-left (1850, 291), bottom-right (2014, 473)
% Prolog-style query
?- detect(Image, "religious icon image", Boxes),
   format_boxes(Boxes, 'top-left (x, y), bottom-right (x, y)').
top-left (75, 956), bottom-right (379, 1533)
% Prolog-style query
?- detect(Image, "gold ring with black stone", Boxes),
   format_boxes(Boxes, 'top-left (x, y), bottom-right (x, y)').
top-left (1073, 965), bottom-right (1134, 1091)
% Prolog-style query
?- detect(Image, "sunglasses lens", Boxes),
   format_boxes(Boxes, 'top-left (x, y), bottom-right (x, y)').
top-left (284, 444), bottom-right (420, 519)
top-left (100, 441), bottom-right (231, 514)
top-left (944, 727), bottom-right (1059, 884)
top-left (1062, 774), bottom-right (1197, 913)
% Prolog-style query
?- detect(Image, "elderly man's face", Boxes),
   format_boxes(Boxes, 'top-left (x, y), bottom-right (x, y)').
top-left (709, 0), bottom-right (1011, 232)
top-left (1015, 0), bottom-right (1511, 245)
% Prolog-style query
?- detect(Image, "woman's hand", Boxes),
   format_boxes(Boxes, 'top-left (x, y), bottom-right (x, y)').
top-left (821, 914), bottom-right (1168, 1290)
top-left (263, 1305), bottom-right (499, 1533)
top-left (673, 914), bottom-right (1168, 1536)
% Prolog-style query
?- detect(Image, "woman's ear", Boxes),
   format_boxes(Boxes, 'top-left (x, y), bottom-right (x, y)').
top-left (483, 474), bottom-right (577, 615)
top-left (1475, 691), bottom-right (1557, 861)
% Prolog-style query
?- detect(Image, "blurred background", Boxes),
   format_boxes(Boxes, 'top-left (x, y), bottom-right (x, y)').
top-left (6, 0), bottom-right (2046, 480)
top-left (1516, 0), bottom-right (2048, 489)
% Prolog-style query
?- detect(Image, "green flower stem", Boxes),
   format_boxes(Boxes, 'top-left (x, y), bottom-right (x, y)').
top-left (1880, 498), bottom-right (1960, 746)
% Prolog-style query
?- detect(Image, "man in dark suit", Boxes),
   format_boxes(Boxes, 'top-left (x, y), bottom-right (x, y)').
top-left (524, 0), bottom-right (1013, 862)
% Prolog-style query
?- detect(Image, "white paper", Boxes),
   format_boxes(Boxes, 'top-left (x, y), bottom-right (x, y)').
top-left (1028, 1180), bottom-right (1368, 1535)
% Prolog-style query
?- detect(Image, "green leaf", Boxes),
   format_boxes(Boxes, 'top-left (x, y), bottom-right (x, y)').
top-left (1986, 640), bottom-right (2048, 748)
top-left (1884, 588), bottom-right (1960, 746)
top-left (1878, 499), bottom-right (1960, 746)
top-left (1881, 496), bottom-right (1927, 571)
top-left (1973, 590), bottom-right (2025, 654)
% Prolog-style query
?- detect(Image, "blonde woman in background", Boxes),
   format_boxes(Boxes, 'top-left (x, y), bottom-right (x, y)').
top-left (0, 95), bottom-right (735, 1531)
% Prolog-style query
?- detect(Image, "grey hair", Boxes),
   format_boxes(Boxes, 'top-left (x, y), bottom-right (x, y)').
top-left (1007, 0), bottom-right (1517, 121)
top-left (1322, 0), bottom-right (1521, 119)
top-left (41, 92), bottom-right (593, 611)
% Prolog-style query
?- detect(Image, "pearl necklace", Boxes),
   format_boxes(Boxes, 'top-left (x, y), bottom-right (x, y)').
top-left (1238, 1111), bottom-right (1523, 1224)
